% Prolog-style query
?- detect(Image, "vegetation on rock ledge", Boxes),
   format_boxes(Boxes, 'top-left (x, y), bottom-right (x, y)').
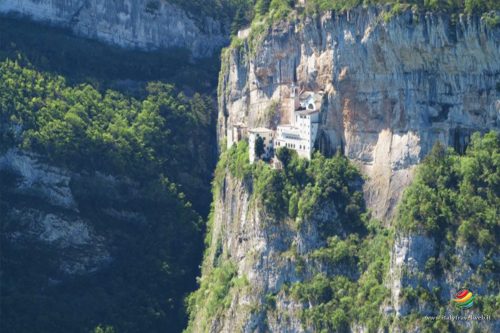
top-left (191, 132), bottom-right (499, 332)
top-left (214, 141), bottom-right (365, 229)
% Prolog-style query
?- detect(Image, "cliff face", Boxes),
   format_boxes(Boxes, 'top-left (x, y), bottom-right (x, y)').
top-left (0, 0), bottom-right (228, 58)
top-left (189, 171), bottom-right (364, 333)
top-left (189, 155), bottom-right (498, 332)
top-left (188, 7), bottom-right (500, 333)
top-left (194, 175), bottom-right (304, 333)
top-left (219, 7), bottom-right (499, 219)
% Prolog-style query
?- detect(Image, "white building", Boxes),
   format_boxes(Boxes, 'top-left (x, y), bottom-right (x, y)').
top-left (274, 88), bottom-right (322, 160)
top-left (249, 127), bottom-right (274, 164)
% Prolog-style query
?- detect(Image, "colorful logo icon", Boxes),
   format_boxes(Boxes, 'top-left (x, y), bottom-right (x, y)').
top-left (452, 289), bottom-right (475, 309)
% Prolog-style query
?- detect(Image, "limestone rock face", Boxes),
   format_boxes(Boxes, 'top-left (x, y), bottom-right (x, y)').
top-left (0, 0), bottom-right (228, 58)
top-left (390, 235), bottom-right (436, 316)
top-left (0, 149), bottom-right (77, 210)
top-left (189, 174), bottom-right (342, 333)
top-left (389, 233), bottom-right (499, 332)
top-left (219, 7), bottom-right (500, 219)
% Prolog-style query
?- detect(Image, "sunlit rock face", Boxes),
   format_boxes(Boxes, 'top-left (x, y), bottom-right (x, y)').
top-left (218, 7), bottom-right (499, 219)
top-left (188, 172), bottom-right (350, 333)
top-left (0, 0), bottom-right (228, 58)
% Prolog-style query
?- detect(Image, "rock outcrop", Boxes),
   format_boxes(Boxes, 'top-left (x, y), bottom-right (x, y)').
top-left (1, 149), bottom-right (111, 275)
top-left (189, 173), bottom-right (350, 333)
top-left (390, 233), bottom-right (499, 332)
top-left (0, 148), bottom-right (159, 276)
top-left (0, 0), bottom-right (228, 58)
top-left (219, 7), bottom-right (499, 219)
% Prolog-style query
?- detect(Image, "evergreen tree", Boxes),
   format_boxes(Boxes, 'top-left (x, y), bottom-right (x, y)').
top-left (255, 135), bottom-right (265, 158)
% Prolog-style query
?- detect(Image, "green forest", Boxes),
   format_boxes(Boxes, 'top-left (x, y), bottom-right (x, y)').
top-left (0, 17), bottom-right (219, 214)
top-left (398, 132), bottom-right (499, 246)
top-left (0, 17), bottom-right (218, 333)
top-left (0, 59), bottom-right (216, 212)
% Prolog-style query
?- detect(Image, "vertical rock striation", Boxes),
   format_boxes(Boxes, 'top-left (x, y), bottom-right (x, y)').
top-left (0, 0), bottom-right (228, 58)
top-left (189, 171), bottom-right (355, 333)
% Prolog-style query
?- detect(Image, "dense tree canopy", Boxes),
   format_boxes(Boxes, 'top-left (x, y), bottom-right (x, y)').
top-left (0, 18), bottom-right (218, 333)
top-left (0, 59), bottom-right (216, 212)
top-left (397, 132), bottom-right (499, 247)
